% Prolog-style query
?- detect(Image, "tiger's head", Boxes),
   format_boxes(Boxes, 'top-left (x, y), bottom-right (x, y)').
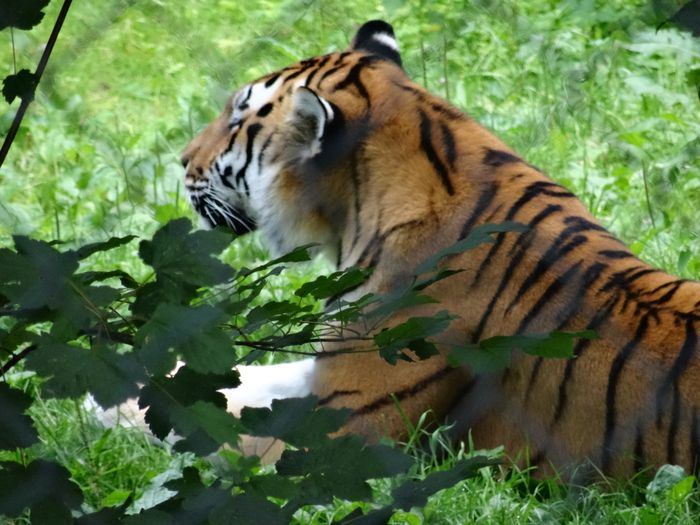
top-left (180, 21), bottom-right (415, 260)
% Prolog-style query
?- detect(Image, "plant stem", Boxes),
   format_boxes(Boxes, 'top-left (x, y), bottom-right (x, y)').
top-left (0, 0), bottom-right (73, 169)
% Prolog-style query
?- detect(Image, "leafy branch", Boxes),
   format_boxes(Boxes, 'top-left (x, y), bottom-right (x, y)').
top-left (0, 0), bottom-right (73, 168)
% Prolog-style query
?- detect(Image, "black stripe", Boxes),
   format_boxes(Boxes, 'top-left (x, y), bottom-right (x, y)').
top-left (305, 55), bottom-right (330, 87)
top-left (430, 102), bottom-right (464, 121)
top-left (220, 165), bottom-right (234, 188)
top-left (458, 183), bottom-right (499, 239)
top-left (517, 261), bottom-right (583, 335)
top-left (521, 262), bottom-right (583, 403)
top-left (235, 124), bottom-right (263, 194)
top-left (504, 216), bottom-right (605, 313)
top-left (334, 56), bottom-right (378, 107)
top-left (505, 234), bottom-right (588, 315)
top-left (655, 318), bottom-right (697, 427)
top-left (472, 206), bottom-right (558, 341)
top-left (257, 133), bottom-right (274, 167)
top-left (516, 261), bottom-right (582, 403)
top-left (602, 314), bottom-right (651, 472)
top-left (647, 280), bottom-right (685, 306)
top-left (284, 62), bottom-right (315, 82)
top-left (355, 219), bottom-right (425, 270)
top-left (318, 65), bottom-right (344, 86)
top-left (599, 250), bottom-right (633, 259)
top-left (256, 103), bottom-right (273, 117)
top-left (552, 301), bottom-right (615, 425)
top-left (553, 261), bottom-right (609, 328)
top-left (440, 122), bottom-right (457, 168)
top-left (349, 366), bottom-right (454, 418)
top-left (471, 183), bottom-right (569, 286)
top-left (264, 73), bottom-right (281, 87)
top-left (418, 110), bottom-right (455, 195)
top-left (667, 384), bottom-right (681, 464)
top-left (483, 148), bottom-right (521, 167)
top-left (318, 389), bottom-right (361, 406)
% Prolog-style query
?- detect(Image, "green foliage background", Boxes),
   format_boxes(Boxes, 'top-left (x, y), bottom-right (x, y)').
top-left (1, 0), bottom-right (700, 523)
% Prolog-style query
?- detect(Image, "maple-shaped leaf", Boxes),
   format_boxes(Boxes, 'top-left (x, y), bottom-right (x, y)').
top-left (0, 383), bottom-right (39, 450)
top-left (135, 303), bottom-right (235, 376)
top-left (0, 460), bottom-right (83, 524)
top-left (0, 0), bottom-right (50, 31)
top-left (25, 339), bottom-right (146, 406)
top-left (2, 69), bottom-right (38, 104)
top-left (240, 396), bottom-right (351, 448)
top-left (277, 435), bottom-right (412, 505)
top-left (138, 366), bottom-right (240, 448)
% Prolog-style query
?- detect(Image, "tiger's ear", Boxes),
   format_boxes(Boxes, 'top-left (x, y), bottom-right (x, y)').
top-left (286, 86), bottom-right (334, 160)
top-left (350, 20), bottom-right (402, 68)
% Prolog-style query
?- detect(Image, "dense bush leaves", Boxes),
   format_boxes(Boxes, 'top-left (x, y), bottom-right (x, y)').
top-left (277, 435), bottom-right (414, 504)
top-left (137, 366), bottom-right (240, 451)
top-left (0, 460), bottom-right (83, 524)
top-left (241, 396), bottom-right (351, 448)
top-left (136, 303), bottom-right (235, 375)
top-left (25, 339), bottom-right (146, 406)
top-left (2, 69), bottom-right (38, 104)
top-left (0, 0), bottom-right (50, 30)
top-left (0, 237), bottom-right (79, 310)
top-left (0, 217), bottom-right (584, 521)
top-left (0, 383), bottom-right (39, 450)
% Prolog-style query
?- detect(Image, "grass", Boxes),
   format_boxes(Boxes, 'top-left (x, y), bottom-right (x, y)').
top-left (2, 0), bottom-right (700, 522)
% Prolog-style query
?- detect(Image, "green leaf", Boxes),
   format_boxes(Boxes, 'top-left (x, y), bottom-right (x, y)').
top-left (2, 69), bottom-right (38, 104)
top-left (0, 0), bottom-right (50, 30)
top-left (374, 311), bottom-right (454, 365)
top-left (415, 222), bottom-right (528, 275)
top-left (238, 245), bottom-right (313, 277)
top-left (0, 460), bottom-right (83, 521)
top-left (448, 331), bottom-right (597, 373)
top-left (138, 218), bottom-right (234, 287)
top-left (240, 396), bottom-right (350, 448)
top-left (245, 300), bottom-right (310, 330)
top-left (209, 493), bottom-right (291, 525)
top-left (670, 0), bottom-right (700, 36)
top-left (244, 474), bottom-right (300, 500)
top-left (138, 366), bottom-right (239, 444)
top-left (295, 268), bottom-right (369, 300)
top-left (25, 339), bottom-right (146, 405)
top-left (171, 401), bottom-right (241, 454)
top-left (346, 456), bottom-right (498, 524)
top-left (0, 237), bottom-right (79, 310)
top-left (277, 436), bottom-right (413, 505)
top-left (136, 303), bottom-right (235, 375)
top-left (134, 219), bottom-right (234, 315)
top-left (75, 235), bottom-right (137, 259)
top-left (75, 503), bottom-right (129, 525)
top-left (0, 383), bottom-right (39, 450)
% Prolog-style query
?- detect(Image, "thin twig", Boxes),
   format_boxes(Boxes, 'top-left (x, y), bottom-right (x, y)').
top-left (0, 0), bottom-right (73, 169)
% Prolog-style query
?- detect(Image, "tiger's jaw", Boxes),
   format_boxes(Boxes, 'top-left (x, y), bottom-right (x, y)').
top-left (184, 175), bottom-right (257, 235)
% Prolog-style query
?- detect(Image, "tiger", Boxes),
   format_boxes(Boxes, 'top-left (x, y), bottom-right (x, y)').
top-left (179, 20), bottom-right (700, 477)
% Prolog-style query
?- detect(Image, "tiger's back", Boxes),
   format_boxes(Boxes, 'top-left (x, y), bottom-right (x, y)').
top-left (181, 20), bottom-right (700, 476)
